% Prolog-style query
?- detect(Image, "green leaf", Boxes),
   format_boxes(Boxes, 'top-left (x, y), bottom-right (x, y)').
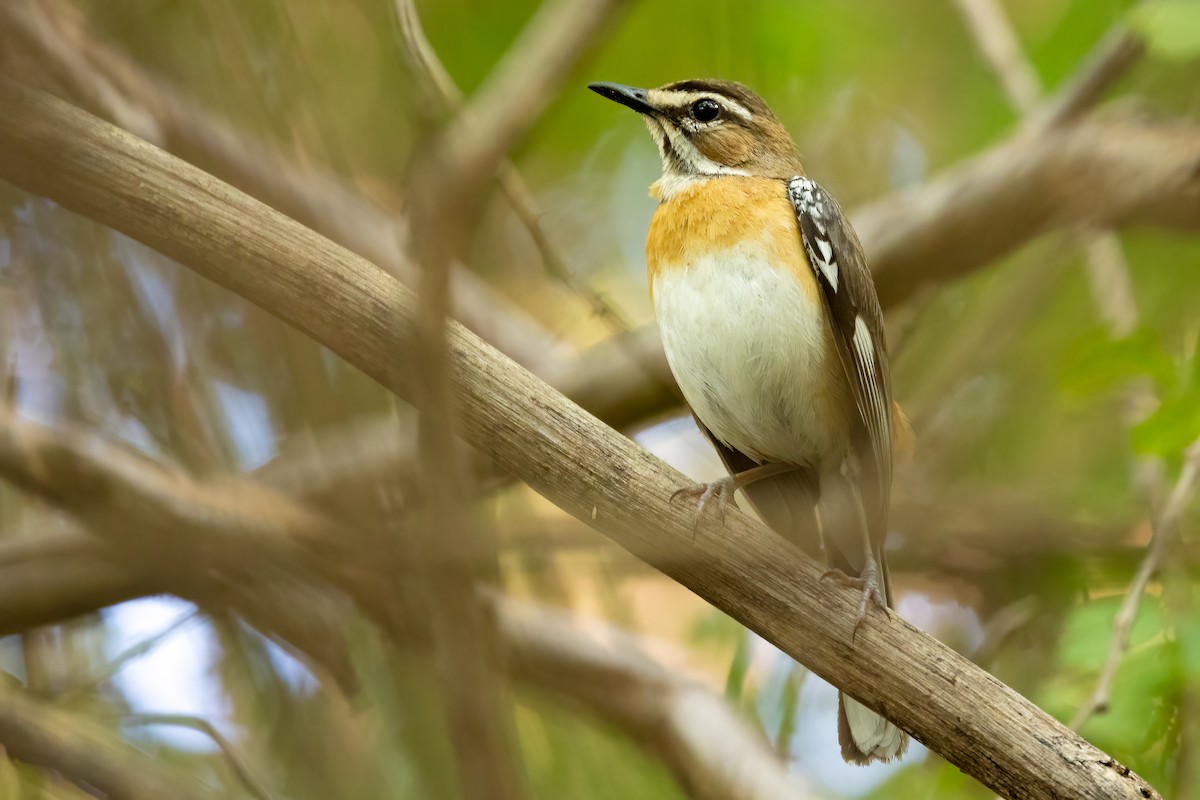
top-left (1175, 611), bottom-right (1200, 679)
top-left (774, 663), bottom-right (807, 756)
top-left (1129, 1), bottom-right (1200, 62)
top-left (1130, 387), bottom-right (1200, 456)
top-left (723, 632), bottom-right (752, 703)
top-left (1058, 327), bottom-right (1174, 398)
top-left (1059, 596), bottom-right (1165, 672)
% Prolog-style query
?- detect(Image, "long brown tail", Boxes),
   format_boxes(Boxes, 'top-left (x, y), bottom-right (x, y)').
top-left (697, 420), bottom-right (909, 764)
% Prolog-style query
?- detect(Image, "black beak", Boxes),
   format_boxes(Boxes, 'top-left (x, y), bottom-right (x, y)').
top-left (588, 82), bottom-right (656, 115)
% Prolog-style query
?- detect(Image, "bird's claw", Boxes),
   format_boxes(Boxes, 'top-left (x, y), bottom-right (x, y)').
top-left (670, 477), bottom-right (737, 541)
top-left (821, 557), bottom-right (887, 642)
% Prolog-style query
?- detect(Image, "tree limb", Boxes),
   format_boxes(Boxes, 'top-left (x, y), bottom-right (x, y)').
top-left (0, 678), bottom-right (214, 800)
top-left (0, 77), bottom-right (1163, 800)
top-left (857, 115), bottom-right (1200, 308)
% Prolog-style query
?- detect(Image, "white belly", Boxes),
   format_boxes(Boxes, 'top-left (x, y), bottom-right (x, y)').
top-left (653, 243), bottom-right (851, 467)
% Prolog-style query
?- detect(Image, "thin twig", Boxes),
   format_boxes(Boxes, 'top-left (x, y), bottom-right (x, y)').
top-left (433, 0), bottom-right (632, 205)
top-left (1082, 233), bottom-right (1139, 339)
top-left (952, 1), bottom-right (1194, 739)
top-left (954, 0), bottom-right (1043, 112)
top-left (1029, 26), bottom-right (1145, 133)
top-left (1070, 442), bottom-right (1200, 730)
top-left (951, 0), bottom-right (1180, 743)
top-left (393, 0), bottom-right (635, 332)
top-left (58, 610), bottom-right (200, 701)
top-left (957, 0), bottom-right (1145, 131)
top-left (122, 713), bottom-right (273, 800)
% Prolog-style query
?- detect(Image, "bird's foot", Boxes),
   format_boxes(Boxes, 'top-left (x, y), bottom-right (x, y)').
top-left (821, 555), bottom-right (887, 641)
top-left (670, 476), bottom-right (738, 540)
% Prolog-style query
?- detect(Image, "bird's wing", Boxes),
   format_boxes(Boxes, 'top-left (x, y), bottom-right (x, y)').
top-left (786, 177), bottom-right (893, 559)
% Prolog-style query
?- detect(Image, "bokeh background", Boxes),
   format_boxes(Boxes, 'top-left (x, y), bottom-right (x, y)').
top-left (1, 0), bottom-right (1199, 797)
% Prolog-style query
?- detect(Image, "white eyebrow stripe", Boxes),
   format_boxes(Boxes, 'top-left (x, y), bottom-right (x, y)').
top-left (649, 90), bottom-right (754, 121)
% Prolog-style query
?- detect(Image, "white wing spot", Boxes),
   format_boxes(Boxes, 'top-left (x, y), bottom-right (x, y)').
top-left (818, 257), bottom-right (839, 292)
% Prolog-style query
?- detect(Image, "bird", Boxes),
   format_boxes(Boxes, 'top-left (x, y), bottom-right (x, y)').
top-left (589, 78), bottom-right (912, 764)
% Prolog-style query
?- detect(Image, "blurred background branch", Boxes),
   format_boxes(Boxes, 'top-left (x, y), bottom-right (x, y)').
top-left (0, 677), bottom-right (214, 800)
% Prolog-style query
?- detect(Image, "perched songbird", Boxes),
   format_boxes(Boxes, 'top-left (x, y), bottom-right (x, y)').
top-left (589, 78), bottom-right (912, 764)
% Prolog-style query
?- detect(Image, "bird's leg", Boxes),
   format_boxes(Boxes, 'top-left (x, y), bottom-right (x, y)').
top-left (820, 485), bottom-right (887, 640)
top-left (821, 553), bottom-right (887, 640)
top-left (670, 462), bottom-right (798, 537)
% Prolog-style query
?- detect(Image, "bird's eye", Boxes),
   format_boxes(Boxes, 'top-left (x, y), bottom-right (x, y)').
top-left (691, 98), bottom-right (720, 122)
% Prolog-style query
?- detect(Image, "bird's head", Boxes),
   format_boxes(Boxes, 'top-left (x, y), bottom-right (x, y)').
top-left (589, 78), bottom-right (802, 196)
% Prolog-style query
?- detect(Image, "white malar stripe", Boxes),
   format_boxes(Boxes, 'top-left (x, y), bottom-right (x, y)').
top-left (651, 125), bottom-right (750, 198)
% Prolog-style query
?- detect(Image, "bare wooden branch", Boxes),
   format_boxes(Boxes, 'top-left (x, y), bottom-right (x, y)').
top-left (0, 679), bottom-right (213, 800)
top-left (0, 77), bottom-right (1163, 800)
top-left (857, 115), bottom-right (1200, 308)
top-left (1071, 442), bottom-right (1200, 730)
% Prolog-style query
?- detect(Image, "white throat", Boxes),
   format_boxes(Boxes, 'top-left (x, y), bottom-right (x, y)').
top-left (643, 116), bottom-right (749, 200)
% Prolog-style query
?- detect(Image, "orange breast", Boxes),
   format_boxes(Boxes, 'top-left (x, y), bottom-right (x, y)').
top-left (645, 176), bottom-right (819, 303)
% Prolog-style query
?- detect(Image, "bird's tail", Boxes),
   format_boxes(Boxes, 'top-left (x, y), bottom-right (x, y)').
top-left (821, 475), bottom-right (910, 765)
top-left (838, 692), bottom-right (908, 764)
top-left (703, 429), bottom-right (910, 765)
